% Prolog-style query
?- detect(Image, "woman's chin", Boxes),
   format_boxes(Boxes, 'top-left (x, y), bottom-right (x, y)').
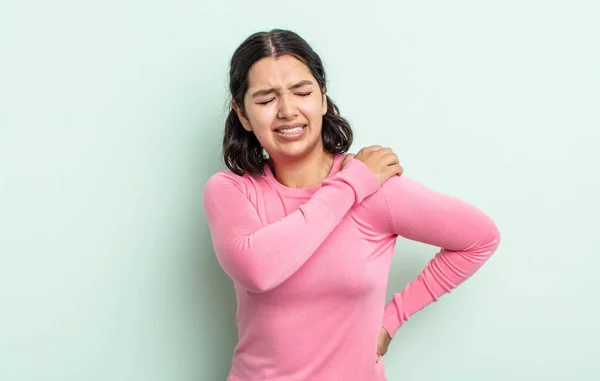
top-left (272, 147), bottom-right (326, 162)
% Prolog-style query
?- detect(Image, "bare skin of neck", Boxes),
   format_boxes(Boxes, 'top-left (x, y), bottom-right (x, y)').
top-left (269, 148), bottom-right (335, 189)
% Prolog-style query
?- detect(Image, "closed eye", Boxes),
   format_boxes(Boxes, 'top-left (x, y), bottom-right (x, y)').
top-left (257, 98), bottom-right (274, 105)
top-left (256, 92), bottom-right (313, 106)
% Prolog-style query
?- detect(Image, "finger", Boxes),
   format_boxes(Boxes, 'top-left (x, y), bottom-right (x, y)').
top-left (375, 147), bottom-right (393, 157)
top-left (380, 152), bottom-right (399, 165)
top-left (394, 164), bottom-right (404, 176)
top-left (386, 163), bottom-right (403, 177)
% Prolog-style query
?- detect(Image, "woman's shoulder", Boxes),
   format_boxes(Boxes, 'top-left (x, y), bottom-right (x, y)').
top-left (204, 168), bottom-right (266, 200)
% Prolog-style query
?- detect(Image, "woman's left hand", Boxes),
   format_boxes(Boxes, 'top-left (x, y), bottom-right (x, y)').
top-left (376, 327), bottom-right (392, 363)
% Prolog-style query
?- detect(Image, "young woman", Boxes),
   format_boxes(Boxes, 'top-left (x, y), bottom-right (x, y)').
top-left (203, 29), bottom-right (501, 381)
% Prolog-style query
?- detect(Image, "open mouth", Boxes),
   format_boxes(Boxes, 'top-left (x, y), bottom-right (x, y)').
top-left (276, 125), bottom-right (306, 135)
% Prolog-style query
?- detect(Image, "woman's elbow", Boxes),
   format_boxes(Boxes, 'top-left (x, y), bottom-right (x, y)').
top-left (236, 270), bottom-right (278, 293)
top-left (478, 219), bottom-right (501, 258)
top-left (217, 253), bottom-right (277, 293)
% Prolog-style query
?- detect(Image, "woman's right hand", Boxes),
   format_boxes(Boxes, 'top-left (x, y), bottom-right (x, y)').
top-left (343, 145), bottom-right (403, 185)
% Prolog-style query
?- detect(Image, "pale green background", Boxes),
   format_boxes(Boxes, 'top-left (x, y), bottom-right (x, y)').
top-left (1, 1), bottom-right (599, 380)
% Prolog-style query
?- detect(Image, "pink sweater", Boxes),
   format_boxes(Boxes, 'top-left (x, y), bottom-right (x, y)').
top-left (203, 154), bottom-right (501, 381)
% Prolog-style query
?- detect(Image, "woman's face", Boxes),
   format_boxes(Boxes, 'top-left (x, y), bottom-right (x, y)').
top-left (233, 55), bottom-right (327, 162)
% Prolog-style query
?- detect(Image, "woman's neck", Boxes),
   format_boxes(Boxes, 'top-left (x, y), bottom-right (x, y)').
top-left (269, 149), bottom-right (335, 189)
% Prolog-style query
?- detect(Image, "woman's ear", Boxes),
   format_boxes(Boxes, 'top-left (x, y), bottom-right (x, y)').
top-left (232, 100), bottom-right (252, 132)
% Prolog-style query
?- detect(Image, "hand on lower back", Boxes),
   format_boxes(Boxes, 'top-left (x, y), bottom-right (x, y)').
top-left (376, 326), bottom-right (392, 363)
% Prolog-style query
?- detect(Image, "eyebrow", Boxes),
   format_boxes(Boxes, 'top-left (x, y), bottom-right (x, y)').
top-left (251, 80), bottom-right (314, 98)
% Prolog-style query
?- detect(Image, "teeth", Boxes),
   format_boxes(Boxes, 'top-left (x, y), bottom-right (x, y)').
top-left (278, 126), bottom-right (303, 135)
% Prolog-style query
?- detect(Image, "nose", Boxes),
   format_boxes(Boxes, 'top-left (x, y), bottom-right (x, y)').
top-left (277, 95), bottom-right (298, 119)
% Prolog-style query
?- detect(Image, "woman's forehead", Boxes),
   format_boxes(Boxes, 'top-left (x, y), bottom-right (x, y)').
top-left (247, 56), bottom-right (313, 88)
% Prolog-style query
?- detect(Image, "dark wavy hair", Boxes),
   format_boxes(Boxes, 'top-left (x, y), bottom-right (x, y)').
top-left (223, 29), bottom-right (354, 176)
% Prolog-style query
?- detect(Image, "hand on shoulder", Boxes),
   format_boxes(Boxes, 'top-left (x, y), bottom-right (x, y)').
top-left (341, 145), bottom-right (403, 185)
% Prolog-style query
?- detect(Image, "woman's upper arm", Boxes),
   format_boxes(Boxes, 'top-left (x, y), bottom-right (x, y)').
top-left (381, 175), bottom-right (500, 250)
